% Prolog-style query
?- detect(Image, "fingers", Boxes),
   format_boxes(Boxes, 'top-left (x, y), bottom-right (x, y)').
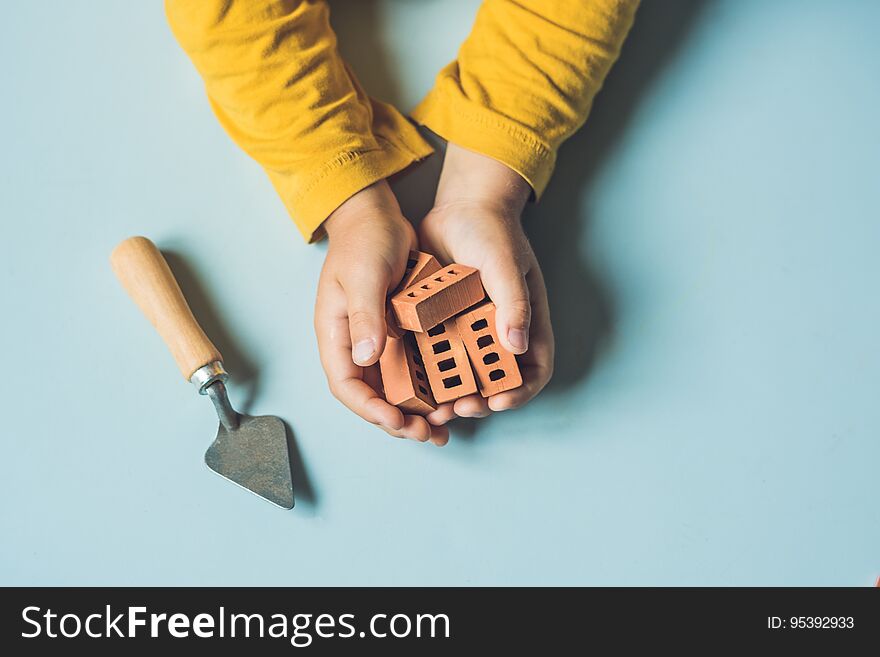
top-left (315, 278), bottom-right (405, 431)
top-left (487, 360), bottom-right (552, 411)
top-left (453, 394), bottom-right (491, 418)
top-left (333, 376), bottom-right (407, 429)
top-left (425, 402), bottom-right (457, 426)
top-left (381, 415), bottom-right (450, 446)
top-left (429, 431), bottom-right (450, 447)
top-left (480, 257), bottom-right (532, 355)
top-left (316, 261), bottom-right (453, 445)
top-left (489, 265), bottom-right (554, 410)
top-left (339, 262), bottom-right (393, 367)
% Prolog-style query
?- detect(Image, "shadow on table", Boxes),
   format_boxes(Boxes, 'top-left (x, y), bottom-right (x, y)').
top-left (329, 0), bottom-right (409, 108)
top-left (334, 0), bottom-right (710, 442)
top-left (162, 251), bottom-right (262, 412)
top-left (527, 0), bottom-right (709, 394)
top-left (282, 419), bottom-right (319, 511)
top-left (163, 250), bottom-right (319, 511)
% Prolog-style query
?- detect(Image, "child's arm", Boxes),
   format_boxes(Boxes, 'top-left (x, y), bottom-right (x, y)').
top-left (413, 1), bottom-right (639, 417)
top-left (412, 0), bottom-right (639, 200)
top-left (165, 0), bottom-right (432, 242)
top-left (166, 1), bottom-right (444, 442)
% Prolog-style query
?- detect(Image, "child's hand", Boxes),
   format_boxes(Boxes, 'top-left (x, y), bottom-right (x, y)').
top-left (315, 181), bottom-right (451, 446)
top-left (418, 144), bottom-right (555, 423)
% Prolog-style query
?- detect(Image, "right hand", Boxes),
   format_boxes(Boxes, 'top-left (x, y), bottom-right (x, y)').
top-left (417, 144), bottom-right (554, 422)
top-left (314, 181), bottom-right (451, 446)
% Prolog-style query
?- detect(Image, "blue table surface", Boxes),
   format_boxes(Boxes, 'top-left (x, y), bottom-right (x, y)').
top-left (1, 0), bottom-right (877, 585)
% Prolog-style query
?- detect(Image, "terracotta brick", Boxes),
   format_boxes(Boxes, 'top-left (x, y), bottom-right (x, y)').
top-left (455, 301), bottom-right (522, 398)
top-left (385, 302), bottom-right (406, 340)
top-left (385, 251), bottom-right (442, 338)
top-left (378, 334), bottom-right (436, 415)
top-left (414, 319), bottom-right (478, 403)
top-left (391, 264), bottom-right (485, 332)
top-left (385, 307), bottom-right (407, 339)
top-left (399, 251), bottom-right (443, 291)
top-left (362, 362), bottom-right (384, 397)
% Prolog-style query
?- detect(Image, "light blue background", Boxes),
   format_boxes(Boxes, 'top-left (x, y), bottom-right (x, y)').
top-left (1, 0), bottom-right (877, 586)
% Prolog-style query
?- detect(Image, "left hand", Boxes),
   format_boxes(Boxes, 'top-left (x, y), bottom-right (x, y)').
top-left (417, 143), bottom-right (555, 424)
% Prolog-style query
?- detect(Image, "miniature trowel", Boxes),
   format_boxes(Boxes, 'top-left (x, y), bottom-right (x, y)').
top-left (111, 236), bottom-right (294, 509)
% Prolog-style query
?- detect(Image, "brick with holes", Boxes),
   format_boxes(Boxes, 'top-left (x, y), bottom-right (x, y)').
top-left (378, 334), bottom-right (436, 414)
top-left (398, 251), bottom-right (443, 291)
top-left (385, 251), bottom-right (442, 338)
top-left (455, 301), bottom-right (523, 398)
top-left (391, 264), bottom-right (484, 332)
top-left (414, 319), bottom-right (478, 403)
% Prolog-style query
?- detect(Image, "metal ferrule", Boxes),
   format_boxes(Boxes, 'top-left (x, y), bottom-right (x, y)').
top-left (190, 361), bottom-right (229, 395)
top-left (204, 380), bottom-right (240, 432)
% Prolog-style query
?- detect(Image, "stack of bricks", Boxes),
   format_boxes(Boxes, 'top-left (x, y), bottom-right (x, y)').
top-left (376, 251), bottom-right (522, 413)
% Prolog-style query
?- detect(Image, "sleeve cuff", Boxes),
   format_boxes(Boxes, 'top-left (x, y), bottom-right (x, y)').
top-left (411, 74), bottom-right (557, 199)
top-left (269, 105), bottom-right (434, 243)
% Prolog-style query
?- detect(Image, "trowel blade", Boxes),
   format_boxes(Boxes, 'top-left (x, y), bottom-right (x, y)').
top-left (204, 414), bottom-right (294, 509)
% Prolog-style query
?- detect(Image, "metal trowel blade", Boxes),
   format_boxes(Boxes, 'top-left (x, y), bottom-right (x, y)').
top-left (204, 414), bottom-right (294, 509)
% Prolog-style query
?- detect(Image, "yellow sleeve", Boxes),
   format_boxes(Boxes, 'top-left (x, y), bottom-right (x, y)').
top-left (412, 0), bottom-right (639, 197)
top-left (165, 0), bottom-right (433, 242)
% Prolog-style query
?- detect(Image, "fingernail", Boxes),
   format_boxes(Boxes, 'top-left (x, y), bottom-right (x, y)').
top-left (508, 328), bottom-right (528, 351)
top-left (352, 338), bottom-right (376, 365)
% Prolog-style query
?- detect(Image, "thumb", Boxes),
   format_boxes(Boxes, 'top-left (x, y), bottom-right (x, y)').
top-left (480, 260), bottom-right (531, 355)
top-left (340, 267), bottom-right (393, 367)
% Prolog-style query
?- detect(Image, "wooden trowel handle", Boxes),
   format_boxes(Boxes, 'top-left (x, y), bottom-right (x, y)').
top-left (110, 236), bottom-right (222, 380)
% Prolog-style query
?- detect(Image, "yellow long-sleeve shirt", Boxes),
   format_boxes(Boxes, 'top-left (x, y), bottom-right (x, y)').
top-left (166, 0), bottom-right (638, 242)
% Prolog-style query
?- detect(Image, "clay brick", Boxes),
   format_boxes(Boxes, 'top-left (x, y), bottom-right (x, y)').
top-left (385, 251), bottom-right (442, 338)
top-left (362, 363), bottom-right (384, 397)
top-left (378, 334), bottom-right (436, 414)
top-left (385, 307), bottom-right (407, 339)
top-left (385, 308), bottom-right (407, 339)
top-left (391, 264), bottom-right (485, 332)
top-left (414, 319), bottom-right (478, 403)
top-left (398, 251), bottom-right (442, 291)
top-left (455, 301), bottom-right (522, 398)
